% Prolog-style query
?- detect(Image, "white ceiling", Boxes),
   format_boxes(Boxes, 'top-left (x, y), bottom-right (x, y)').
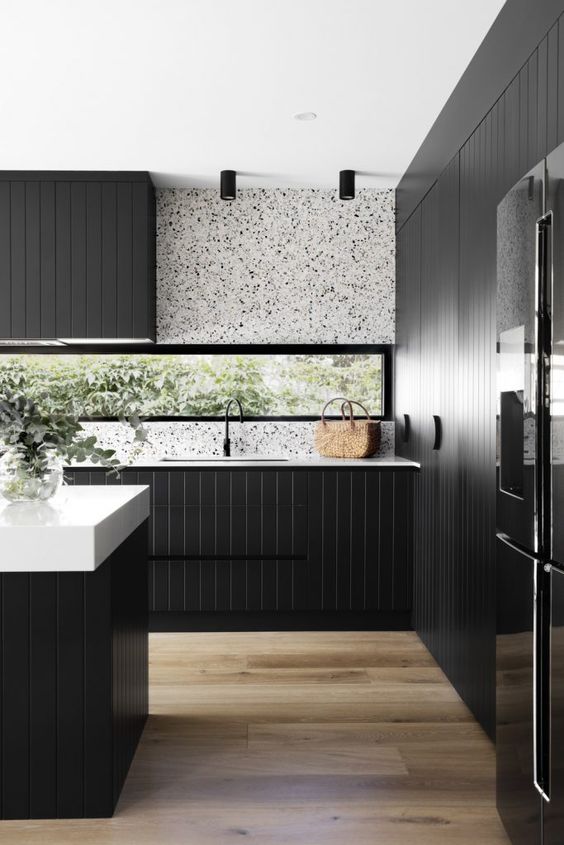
top-left (0, 0), bottom-right (506, 189)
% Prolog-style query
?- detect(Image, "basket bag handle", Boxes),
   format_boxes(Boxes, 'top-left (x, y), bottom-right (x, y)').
top-left (340, 400), bottom-right (372, 423)
top-left (321, 397), bottom-right (369, 430)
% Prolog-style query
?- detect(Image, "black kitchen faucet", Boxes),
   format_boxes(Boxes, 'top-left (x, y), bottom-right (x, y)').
top-left (223, 398), bottom-right (244, 457)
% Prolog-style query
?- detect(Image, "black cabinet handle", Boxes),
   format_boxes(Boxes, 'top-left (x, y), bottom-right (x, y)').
top-left (432, 415), bottom-right (442, 450)
top-left (403, 414), bottom-right (411, 443)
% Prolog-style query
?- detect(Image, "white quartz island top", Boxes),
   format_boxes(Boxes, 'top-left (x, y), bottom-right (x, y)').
top-left (0, 486), bottom-right (150, 572)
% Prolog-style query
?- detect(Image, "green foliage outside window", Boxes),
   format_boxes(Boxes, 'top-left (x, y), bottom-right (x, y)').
top-left (0, 354), bottom-right (383, 418)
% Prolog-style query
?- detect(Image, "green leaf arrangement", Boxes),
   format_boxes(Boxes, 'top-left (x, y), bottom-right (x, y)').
top-left (0, 391), bottom-right (145, 477)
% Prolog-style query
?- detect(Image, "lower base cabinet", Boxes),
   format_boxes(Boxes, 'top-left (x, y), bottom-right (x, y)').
top-left (0, 523), bottom-right (148, 819)
top-left (67, 467), bottom-right (415, 630)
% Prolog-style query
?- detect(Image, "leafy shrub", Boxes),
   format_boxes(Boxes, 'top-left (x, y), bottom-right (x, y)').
top-left (0, 354), bottom-right (383, 418)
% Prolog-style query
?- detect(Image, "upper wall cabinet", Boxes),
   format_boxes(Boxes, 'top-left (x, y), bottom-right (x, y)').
top-left (0, 172), bottom-right (156, 343)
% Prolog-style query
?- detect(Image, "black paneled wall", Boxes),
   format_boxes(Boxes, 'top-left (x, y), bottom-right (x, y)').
top-left (395, 12), bottom-right (564, 737)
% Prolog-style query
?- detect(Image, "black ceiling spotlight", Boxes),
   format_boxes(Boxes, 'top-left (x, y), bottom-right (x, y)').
top-left (220, 169), bottom-right (237, 201)
top-left (339, 169), bottom-right (355, 200)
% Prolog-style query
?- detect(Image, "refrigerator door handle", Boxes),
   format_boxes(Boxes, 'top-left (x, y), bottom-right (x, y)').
top-left (497, 534), bottom-right (550, 801)
top-left (534, 559), bottom-right (551, 802)
top-left (496, 532), bottom-right (539, 558)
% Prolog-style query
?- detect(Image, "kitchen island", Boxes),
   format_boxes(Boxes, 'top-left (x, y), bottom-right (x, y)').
top-left (0, 485), bottom-right (150, 819)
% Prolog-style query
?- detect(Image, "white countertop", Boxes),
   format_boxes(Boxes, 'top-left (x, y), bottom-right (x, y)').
top-left (0, 486), bottom-right (150, 572)
top-left (73, 455), bottom-right (419, 469)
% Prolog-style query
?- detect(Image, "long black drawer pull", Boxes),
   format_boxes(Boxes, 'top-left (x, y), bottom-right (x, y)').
top-left (432, 415), bottom-right (442, 451)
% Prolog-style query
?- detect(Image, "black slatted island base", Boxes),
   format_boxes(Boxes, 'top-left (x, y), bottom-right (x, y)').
top-left (0, 485), bottom-right (150, 819)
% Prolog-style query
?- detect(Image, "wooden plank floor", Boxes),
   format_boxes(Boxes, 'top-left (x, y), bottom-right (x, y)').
top-left (0, 631), bottom-right (509, 844)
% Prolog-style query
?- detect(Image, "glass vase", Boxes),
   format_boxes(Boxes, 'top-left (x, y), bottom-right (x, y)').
top-left (0, 449), bottom-right (64, 504)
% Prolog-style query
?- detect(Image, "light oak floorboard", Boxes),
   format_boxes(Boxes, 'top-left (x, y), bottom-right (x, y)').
top-left (0, 631), bottom-right (509, 844)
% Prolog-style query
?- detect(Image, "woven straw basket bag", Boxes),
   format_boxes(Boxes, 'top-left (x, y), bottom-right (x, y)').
top-left (314, 397), bottom-right (381, 459)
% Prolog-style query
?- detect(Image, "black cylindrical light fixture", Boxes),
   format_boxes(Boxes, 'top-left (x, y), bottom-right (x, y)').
top-left (220, 169), bottom-right (237, 201)
top-left (339, 169), bottom-right (355, 200)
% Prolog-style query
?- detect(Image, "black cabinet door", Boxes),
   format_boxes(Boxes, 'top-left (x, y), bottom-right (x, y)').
top-left (544, 566), bottom-right (564, 844)
top-left (496, 535), bottom-right (542, 845)
top-left (412, 158), bottom-right (461, 698)
top-left (547, 143), bottom-right (564, 568)
top-left (0, 172), bottom-right (155, 341)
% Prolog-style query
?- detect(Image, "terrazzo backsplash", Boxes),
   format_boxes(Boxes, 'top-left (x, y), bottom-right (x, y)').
top-left (156, 188), bottom-right (395, 344)
top-left (80, 420), bottom-right (395, 463)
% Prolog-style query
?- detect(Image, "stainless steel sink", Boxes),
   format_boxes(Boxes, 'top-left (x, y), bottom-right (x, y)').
top-left (159, 456), bottom-right (289, 462)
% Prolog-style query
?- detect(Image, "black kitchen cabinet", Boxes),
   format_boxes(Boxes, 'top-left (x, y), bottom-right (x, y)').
top-left (0, 172), bottom-right (155, 341)
top-left (66, 466), bottom-right (414, 629)
top-left (395, 157), bottom-right (467, 721)
top-left (417, 159), bottom-right (463, 705)
top-left (394, 5), bottom-right (564, 738)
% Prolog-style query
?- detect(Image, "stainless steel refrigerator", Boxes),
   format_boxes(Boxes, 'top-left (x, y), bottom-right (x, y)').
top-left (496, 141), bottom-right (564, 845)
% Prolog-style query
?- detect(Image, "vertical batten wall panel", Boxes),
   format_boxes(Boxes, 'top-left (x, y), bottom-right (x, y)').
top-left (55, 181), bottom-right (72, 337)
top-left (56, 574), bottom-right (85, 817)
top-left (29, 574), bottom-right (58, 819)
top-left (538, 37), bottom-right (549, 158)
top-left (527, 51), bottom-right (539, 167)
top-left (0, 182), bottom-right (11, 336)
top-left (70, 181), bottom-right (87, 337)
top-left (116, 182), bottom-right (133, 337)
top-left (101, 182), bottom-right (118, 336)
top-left (86, 182), bottom-right (102, 336)
top-left (519, 64), bottom-right (529, 176)
top-left (10, 182), bottom-right (26, 338)
top-left (547, 23), bottom-right (558, 154)
top-left (1, 574), bottom-right (30, 819)
top-left (40, 181), bottom-right (57, 336)
top-left (24, 182), bottom-right (41, 337)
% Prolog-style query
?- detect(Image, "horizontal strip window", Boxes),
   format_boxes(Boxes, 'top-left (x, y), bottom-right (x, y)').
top-left (0, 344), bottom-right (392, 420)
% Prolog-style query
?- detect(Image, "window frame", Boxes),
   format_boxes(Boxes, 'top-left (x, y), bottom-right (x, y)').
top-left (0, 343), bottom-right (393, 422)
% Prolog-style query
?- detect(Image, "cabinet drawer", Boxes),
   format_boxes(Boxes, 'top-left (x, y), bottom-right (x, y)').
top-left (150, 505), bottom-right (307, 559)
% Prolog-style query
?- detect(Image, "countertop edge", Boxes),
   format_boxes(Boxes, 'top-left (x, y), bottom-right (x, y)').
top-left (67, 457), bottom-right (420, 471)
top-left (0, 486), bottom-right (150, 573)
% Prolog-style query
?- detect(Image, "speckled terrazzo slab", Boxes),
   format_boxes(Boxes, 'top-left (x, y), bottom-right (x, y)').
top-left (156, 188), bottom-right (395, 344)
top-left (80, 420), bottom-right (395, 463)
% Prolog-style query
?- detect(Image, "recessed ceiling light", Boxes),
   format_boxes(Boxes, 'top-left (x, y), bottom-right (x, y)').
top-left (293, 111), bottom-right (317, 121)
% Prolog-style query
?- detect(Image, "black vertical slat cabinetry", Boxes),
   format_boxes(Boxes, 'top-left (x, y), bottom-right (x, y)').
top-left (0, 522), bottom-right (148, 819)
top-left (416, 158), bottom-right (461, 693)
top-left (0, 172), bottom-right (155, 341)
top-left (395, 14), bottom-right (562, 737)
top-left (66, 467), bottom-right (414, 623)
